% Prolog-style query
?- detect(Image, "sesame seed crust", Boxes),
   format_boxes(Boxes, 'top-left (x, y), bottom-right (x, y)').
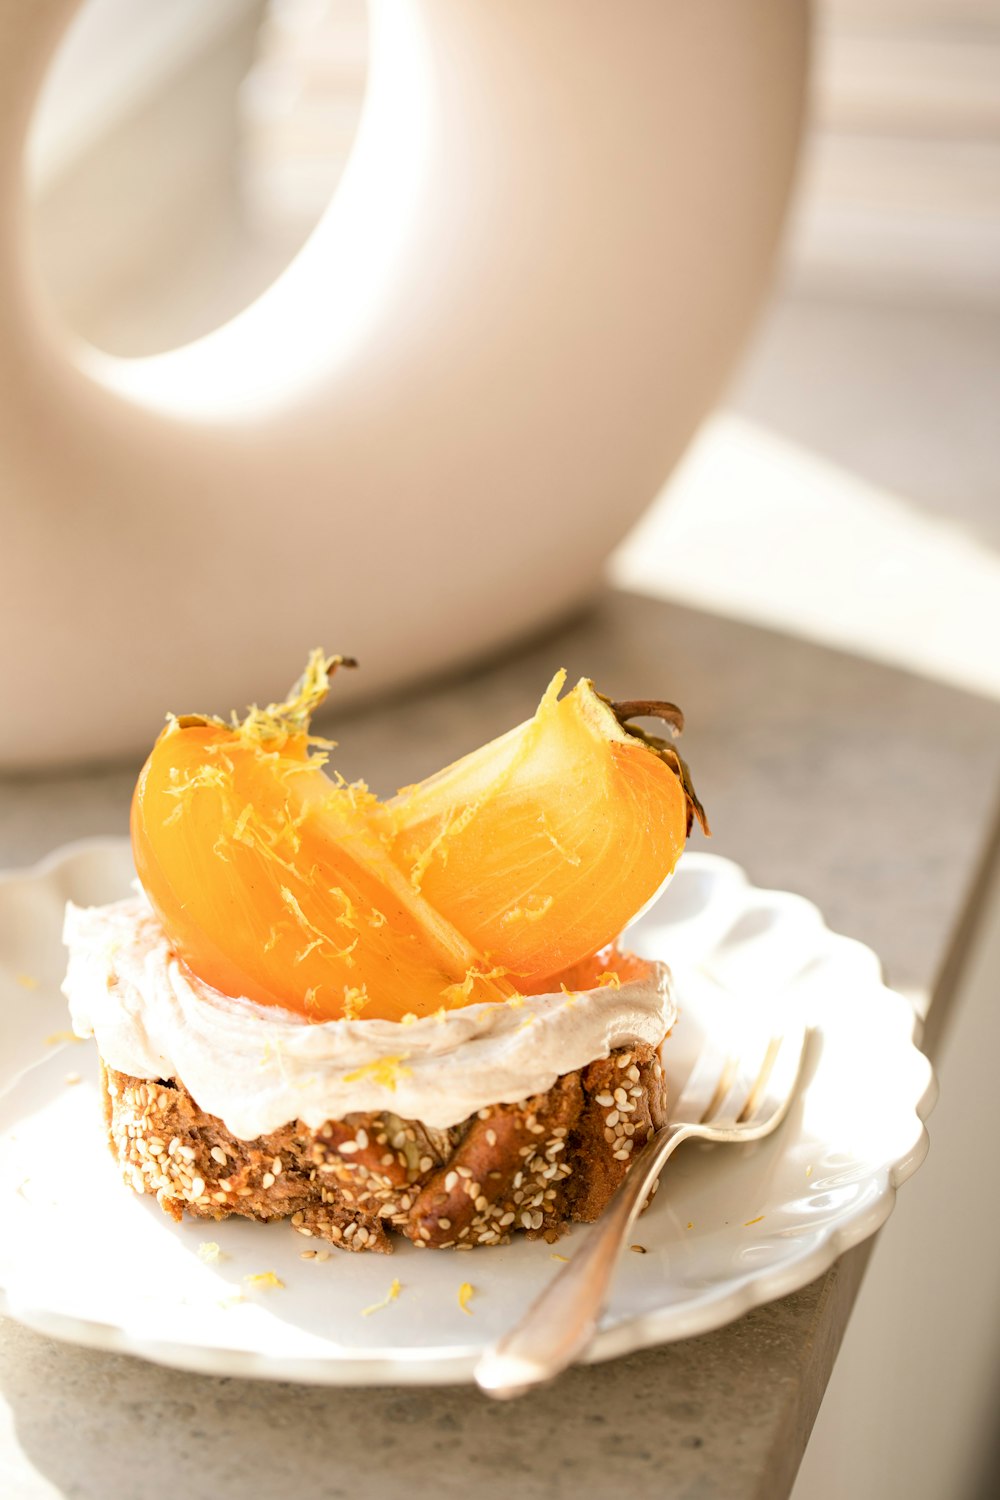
top-left (99, 1042), bottom-right (667, 1254)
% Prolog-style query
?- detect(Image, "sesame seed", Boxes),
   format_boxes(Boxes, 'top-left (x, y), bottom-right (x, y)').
top-left (520, 1211), bottom-right (533, 1229)
top-left (438, 1217), bottom-right (452, 1229)
top-left (272, 1156), bottom-right (283, 1174)
top-left (499, 1212), bottom-right (515, 1226)
top-left (445, 1171), bottom-right (458, 1191)
top-left (485, 1129), bottom-right (497, 1147)
top-left (630, 1243), bottom-right (647, 1254)
top-left (613, 1149), bottom-right (630, 1161)
top-left (595, 1093), bottom-right (615, 1106)
top-left (339, 1140), bottom-right (360, 1155)
top-left (262, 1172), bottom-right (275, 1189)
top-left (419, 1156), bottom-right (434, 1173)
top-left (456, 1166), bottom-right (473, 1178)
top-left (606, 1110), bottom-right (619, 1127)
top-left (475, 1195), bottom-right (488, 1212)
top-left (190, 1177), bottom-right (205, 1198)
top-left (614, 1088), bottom-right (628, 1107)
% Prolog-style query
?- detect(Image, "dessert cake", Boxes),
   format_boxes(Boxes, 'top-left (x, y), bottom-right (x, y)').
top-left (63, 654), bottom-right (707, 1252)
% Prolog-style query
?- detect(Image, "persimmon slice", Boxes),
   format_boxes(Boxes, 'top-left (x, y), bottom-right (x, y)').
top-left (131, 654), bottom-right (707, 1021)
top-left (383, 670), bottom-right (708, 992)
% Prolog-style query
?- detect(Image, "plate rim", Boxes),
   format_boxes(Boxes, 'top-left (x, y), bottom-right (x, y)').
top-left (0, 837), bottom-right (937, 1385)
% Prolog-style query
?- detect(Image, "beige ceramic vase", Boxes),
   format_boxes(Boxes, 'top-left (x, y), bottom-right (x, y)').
top-left (0, 0), bottom-right (808, 766)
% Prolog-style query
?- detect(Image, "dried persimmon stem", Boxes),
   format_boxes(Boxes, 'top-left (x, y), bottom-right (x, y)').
top-left (611, 700), bottom-right (685, 738)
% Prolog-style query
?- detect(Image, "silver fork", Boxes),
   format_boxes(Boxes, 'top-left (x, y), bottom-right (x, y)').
top-left (475, 1019), bottom-right (809, 1398)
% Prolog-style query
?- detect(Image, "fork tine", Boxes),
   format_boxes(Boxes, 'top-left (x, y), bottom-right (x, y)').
top-left (736, 1034), bottom-right (784, 1123)
top-left (743, 1022), bottom-right (807, 1128)
top-left (707, 1023), bottom-right (807, 1129)
top-left (697, 1053), bottom-right (740, 1123)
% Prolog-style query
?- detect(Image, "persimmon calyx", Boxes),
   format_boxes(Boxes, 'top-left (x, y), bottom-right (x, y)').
top-left (606, 696), bottom-right (710, 838)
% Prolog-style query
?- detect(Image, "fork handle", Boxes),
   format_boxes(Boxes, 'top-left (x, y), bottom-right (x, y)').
top-left (474, 1121), bottom-right (692, 1398)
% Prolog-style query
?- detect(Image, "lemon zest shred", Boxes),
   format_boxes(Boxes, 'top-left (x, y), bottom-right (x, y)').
top-left (278, 886), bottom-right (359, 964)
top-left (44, 1029), bottom-right (82, 1045)
top-left (244, 1270), bottom-right (284, 1290)
top-left (198, 1241), bottom-right (224, 1263)
top-left (361, 1278), bottom-right (401, 1316)
top-left (597, 971), bottom-right (622, 990)
top-left (744, 1215), bottom-right (765, 1227)
top-left (343, 1055), bottom-right (412, 1090)
top-left (500, 894), bottom-right (554, 928)
top-left (342, 984), bottom-right (370, 1021)
top-left (441, 965), bottom-right (512, 1007)
top-left (328, 886), bottom-right (359, 932)
top-left (457, 1282), bottom-right (475, 1315)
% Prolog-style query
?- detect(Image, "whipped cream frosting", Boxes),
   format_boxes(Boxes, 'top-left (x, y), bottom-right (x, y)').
top-left (62, 897), bottom-right (674, 1137)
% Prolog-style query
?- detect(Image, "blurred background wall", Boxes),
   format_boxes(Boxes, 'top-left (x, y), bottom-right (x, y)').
top-left (24, 3), bottom-right (1000, 1495)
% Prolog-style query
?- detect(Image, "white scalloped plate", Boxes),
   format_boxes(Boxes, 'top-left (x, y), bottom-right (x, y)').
top-left (0, 840), bottom-right (935, 1385)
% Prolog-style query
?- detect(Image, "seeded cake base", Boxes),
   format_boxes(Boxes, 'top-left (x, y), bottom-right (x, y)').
top-left (101, 1042), bottom-right (668, 1251)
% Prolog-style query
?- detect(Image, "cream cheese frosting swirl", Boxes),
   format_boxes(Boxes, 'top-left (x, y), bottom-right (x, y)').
top-left (62, 897), bottom-right (674, 1136)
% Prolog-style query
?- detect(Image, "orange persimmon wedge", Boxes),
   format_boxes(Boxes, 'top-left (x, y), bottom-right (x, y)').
top-left (131, 653), bottom-right (707, 1022)
top-left (382, 670), bottom-right (708, 992)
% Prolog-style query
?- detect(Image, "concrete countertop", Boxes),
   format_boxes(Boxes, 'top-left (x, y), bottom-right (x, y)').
top-left (2, 588), bottom-right (998, 1500)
